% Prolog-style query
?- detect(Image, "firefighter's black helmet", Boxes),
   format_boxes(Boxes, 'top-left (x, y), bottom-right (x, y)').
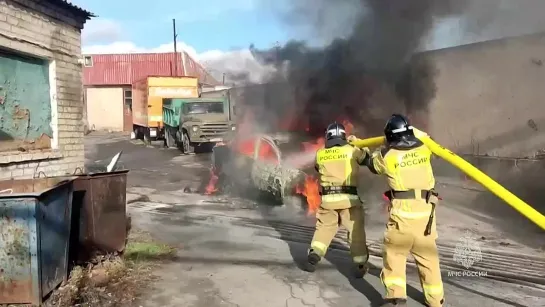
top-left (324, 122), bottom-right (347, 147)
top-left (384, 114), bottom-right (414, 143)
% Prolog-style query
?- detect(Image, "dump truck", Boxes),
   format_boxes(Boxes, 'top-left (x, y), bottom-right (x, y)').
top-left (131, 76), bottom-right (199, 143)
top-left (162, 97), bottom-right (236, 153)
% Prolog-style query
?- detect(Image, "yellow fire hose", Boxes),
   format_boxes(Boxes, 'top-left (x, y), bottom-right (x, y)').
top-left (349, 128), bottom-right (545, 230)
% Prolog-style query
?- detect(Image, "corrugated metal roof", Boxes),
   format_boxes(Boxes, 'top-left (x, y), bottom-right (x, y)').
top-left (84, 52), bottom-right (220, 86)
top-left (183, 52), bottom-right (220, 86)
top-left (47, 0), bottom-right (95, 18)
top-left (83, 53), bottom-right (183, 85)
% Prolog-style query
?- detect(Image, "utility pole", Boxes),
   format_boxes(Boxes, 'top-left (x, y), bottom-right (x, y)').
top-left (274, 41), bottom-right (281, 66)
top-left (222, 73), bottom-right (225, 85)
top-left (172, 19), bottom-right (178, 76)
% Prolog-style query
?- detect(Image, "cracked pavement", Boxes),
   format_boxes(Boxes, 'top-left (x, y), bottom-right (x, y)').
top-left (85, 132), bottom-right (545, 307)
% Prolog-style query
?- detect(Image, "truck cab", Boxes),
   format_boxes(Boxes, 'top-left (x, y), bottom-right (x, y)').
top-left (163, 98), bottom-right (236, 153)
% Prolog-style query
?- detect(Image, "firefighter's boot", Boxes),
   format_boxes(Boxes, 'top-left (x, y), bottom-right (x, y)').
top-left (305, 250), bottom-right (321, 272)
top-left (354, 263), bottom-right (369, 278)
top-left (380, 298), bottom-right (408, 307)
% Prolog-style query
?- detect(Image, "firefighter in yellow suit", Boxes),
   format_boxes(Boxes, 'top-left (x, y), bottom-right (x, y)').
top-left (349, 114), bottom-right (444, 307)
top-left (306, 122), bottom-right (370, 278)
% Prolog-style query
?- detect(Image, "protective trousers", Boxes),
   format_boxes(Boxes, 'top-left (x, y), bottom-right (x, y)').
top-left (381, 199), bottom-right (444, 307)
top-left (310, 205), bottom-right (369, 264)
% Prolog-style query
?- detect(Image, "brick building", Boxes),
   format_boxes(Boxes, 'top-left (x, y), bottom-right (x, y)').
top-left (0, 0), bottom-right (92, 179)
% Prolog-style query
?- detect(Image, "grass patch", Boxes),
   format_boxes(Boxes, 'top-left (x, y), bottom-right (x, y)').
top-left (45, 224), bottom-right (176, 307)
top-left (123, 227), bottom-right (177, 263)
top-left (124, 241), bottom-right (176, 262)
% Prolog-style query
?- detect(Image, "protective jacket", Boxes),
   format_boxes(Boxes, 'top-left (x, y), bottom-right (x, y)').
top-left (315, 143), bottom-right (366, 209)
top-left (367, 140), bottom-right (438, 226)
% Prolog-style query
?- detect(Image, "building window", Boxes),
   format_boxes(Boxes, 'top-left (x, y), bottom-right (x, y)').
top-left (0, 48), bottom-right (52, 151)
top-left (83, 55), bottom-right (93, 67)
top-left (124, 88), bottom-right (132, 109)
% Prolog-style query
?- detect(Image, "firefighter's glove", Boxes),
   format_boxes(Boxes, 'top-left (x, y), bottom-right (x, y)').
top-left (347, 135), bottom-right (359, 142)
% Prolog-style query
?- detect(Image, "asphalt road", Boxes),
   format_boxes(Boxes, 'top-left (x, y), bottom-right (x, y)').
top-left (85, 132), bottom-right (545, 307)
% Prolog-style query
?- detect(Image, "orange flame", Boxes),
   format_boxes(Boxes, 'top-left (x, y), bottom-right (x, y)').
top-left (204, 167), bottom-right (219, 195)
top-left (236, 139), bottom-right (256, 156)
top-left (236, 138), bottom-right (278, 163)
top-left (295, 174), bottom-right (321, 215)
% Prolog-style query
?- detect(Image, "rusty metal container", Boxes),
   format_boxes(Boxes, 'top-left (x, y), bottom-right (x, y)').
top-left (0, 177), bottom-right (75, 305)
top-left (67, 170), bottom-right (130, 264)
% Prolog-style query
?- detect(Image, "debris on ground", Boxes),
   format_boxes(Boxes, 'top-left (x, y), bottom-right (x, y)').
top-left (45, 226), bottom-right (177, 307)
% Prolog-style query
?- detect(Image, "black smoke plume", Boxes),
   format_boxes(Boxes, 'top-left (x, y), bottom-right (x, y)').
top-left (237, 0), bottom-right (470, 137)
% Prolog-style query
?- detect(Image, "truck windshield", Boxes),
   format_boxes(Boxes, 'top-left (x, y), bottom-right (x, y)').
top-left (185, 102), bottom-right (224, 114)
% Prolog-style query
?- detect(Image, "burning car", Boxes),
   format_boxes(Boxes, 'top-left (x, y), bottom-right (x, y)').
top-left (208, 132), bottom-right (324, 213)
top-left (202, 84), bottom-right (357, 215)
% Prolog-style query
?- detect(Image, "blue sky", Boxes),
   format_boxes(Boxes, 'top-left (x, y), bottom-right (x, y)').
top-left (71, 0), bottom-right (463, 57)
top-left (69, 0), bottom-right (545, 86)
top-left (69, 0), bottom-right (472, 82)
top-left (71, 0), bottom-right (293, 53)
top-left (71, 0), bottom-right (545, 56)
top-left (71, 0), bottom-right (545, 84)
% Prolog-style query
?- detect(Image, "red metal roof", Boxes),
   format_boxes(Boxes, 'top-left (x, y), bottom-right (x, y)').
top-left (83, 52), bottom-right (220, 86)
top-left (182, 52), bottom-right (219, 86)
top-left (83, 53), bottom-right (182, 85)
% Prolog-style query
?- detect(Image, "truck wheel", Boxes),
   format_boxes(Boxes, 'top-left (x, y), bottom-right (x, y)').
top-left (182, 132), bottom-right (194, 154)
top-left (175, 130), bottom-right (182, 149)
top-left (143, 128), bottom-right (152, 145)
top-left (165, 126), bottom-right (176, 148)
top-left (132, 126), bottom-right (143, 140)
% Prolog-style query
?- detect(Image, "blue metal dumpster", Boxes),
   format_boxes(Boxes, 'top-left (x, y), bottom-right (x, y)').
top-left (0, 177), bottom-right (75, 305)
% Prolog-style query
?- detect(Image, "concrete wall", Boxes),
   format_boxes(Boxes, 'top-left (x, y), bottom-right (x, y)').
top-left (414, 33), bottom-right (545, 158)
top-left (0, 0), bottom-right (87, 179)
top-left (86, 86), bottom-right (124, 131)
top-left (408, 34), bottom-right (545, 234)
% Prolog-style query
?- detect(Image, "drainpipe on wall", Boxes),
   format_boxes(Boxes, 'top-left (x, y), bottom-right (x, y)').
top-left (82, 86), bottom-right (90, 135)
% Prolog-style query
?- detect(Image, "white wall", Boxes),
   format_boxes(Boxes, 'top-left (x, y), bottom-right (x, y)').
top-left (86, 87), bottom-right (124, 131)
